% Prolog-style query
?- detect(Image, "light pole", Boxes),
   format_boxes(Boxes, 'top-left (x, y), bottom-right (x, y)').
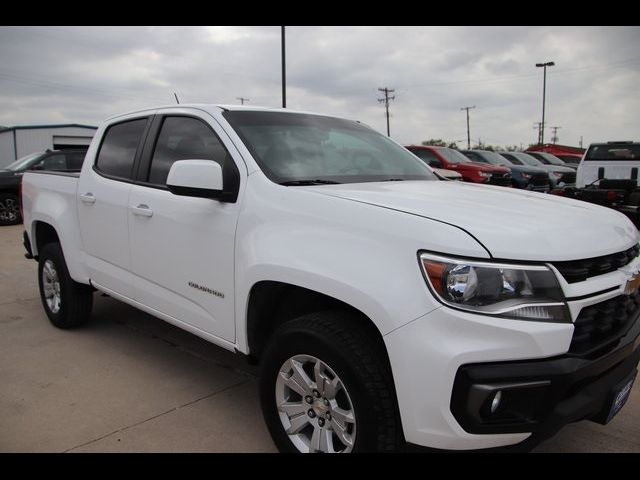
top-left (281, 26), bottom-right (286, 108)
top-left (535, 61), bottom-right (555, 145)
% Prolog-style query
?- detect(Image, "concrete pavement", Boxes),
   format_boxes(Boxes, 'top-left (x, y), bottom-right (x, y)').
top-left (0, 224), bottom-right (638, 452)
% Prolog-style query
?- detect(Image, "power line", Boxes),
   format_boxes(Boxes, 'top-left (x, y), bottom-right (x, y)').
top-left (377, 87), bottom-right (395, 137)
top-left (460, 106), bottom-right (476, 150)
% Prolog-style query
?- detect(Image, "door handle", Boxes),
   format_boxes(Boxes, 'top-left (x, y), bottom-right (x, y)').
top-left (131, 204), bottom-right (153, 217)
top-left (79, 193), bottom-right (96, 205)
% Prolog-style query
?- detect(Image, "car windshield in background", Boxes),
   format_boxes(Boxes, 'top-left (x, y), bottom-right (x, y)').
top-left (510, 152), bottom-right (543, 167)
top-left (585, 144), bottom-right (640, 161)
top-left (437, 148), bottom-right (471, 164)
top-left (479, 151), bottom-right (512, 166)
top-left (223, 111), bottom-right (436, 185)
top-left (535, 152), bottom-right (566, 166)
top-left (3, 152), bottom-right (42, 171)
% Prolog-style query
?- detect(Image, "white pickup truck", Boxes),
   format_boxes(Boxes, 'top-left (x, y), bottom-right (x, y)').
top-left (21, 104), bottom-right (640, 452)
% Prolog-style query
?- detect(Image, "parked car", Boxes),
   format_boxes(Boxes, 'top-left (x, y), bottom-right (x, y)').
top-left (527, 151), bottom-right (577, 170)
top-left (0, 149), bottom-right (86, 225)
top-left (498, 151), bottom-right (576, 188)
top-left (557, 141), bottom-right (640, 227)
top-left (405, 145), bottom-right (511, 186)
top-left (555, 154), bottom-right (582, 166)
top-left (460, 150), bottom-right (550, 191)
top-left (433, 168), bottom-right (463, 181)
top-left (21, 105), bottom-right (640, 453)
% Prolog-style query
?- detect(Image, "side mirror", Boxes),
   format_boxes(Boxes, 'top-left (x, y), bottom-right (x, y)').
top-left (167, 160), bottom-right (224, 199)
top-left (30, 164), bottom-right (44, 171)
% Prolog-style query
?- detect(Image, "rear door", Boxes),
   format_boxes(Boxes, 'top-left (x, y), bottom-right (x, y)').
top-left (127, 110), bottom-right (244, 341)
top-left (77, 115), bottom-right (152, 296)
top-left (578, 144), bottom-right (640, 187)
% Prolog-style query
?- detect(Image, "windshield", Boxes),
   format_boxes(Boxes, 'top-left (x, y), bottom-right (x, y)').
top-left (585, 144), bottom-right (640, 161)
top-left (437, 147), bottom-right (471, 164)
top-left (510, 152), bottom-right (544, 167)
top-left (477, 151), bottom-right (512, 166)
top-left (223, 111), bottom-right (436, 184)
top-left (533, 152), bottom-right (566, 166)
top-left (3, 152), bottom-right (43, 171)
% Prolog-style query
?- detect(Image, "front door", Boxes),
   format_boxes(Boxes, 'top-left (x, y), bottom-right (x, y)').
top-left (128, 113), bottom-right (243, 342)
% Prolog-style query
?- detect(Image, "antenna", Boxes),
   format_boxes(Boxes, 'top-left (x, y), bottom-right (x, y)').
top-left (174, 92), bottom-right (180, 104)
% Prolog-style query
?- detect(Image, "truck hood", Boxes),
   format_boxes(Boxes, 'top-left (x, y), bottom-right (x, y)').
top-left (306, 181), bottom-right (639, 261)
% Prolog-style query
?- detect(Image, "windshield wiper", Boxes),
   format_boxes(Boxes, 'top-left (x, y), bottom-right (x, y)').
top-left (279, 179), bottom-right (341, 186)
top-left (380, 178), bottom-right (406, 182)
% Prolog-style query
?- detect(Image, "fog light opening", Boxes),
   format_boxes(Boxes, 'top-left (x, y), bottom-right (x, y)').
top-left (490, 390), bottom-right (503, 414)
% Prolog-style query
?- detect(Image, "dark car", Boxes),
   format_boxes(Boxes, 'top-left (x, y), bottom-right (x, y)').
top-left (405, 145), bottom-right (511, 186)
top-left (0, 149), bottom-right (86, 225)
top-left (498, 151), bottom-right (576, 188)
top-left (461, 150), bottom-right (550, 191)
top-left (527, 151), bottom-right (578, 170)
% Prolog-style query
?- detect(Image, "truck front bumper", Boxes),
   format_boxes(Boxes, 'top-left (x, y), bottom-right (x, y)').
top-left (384, 305), bottom-right (640, 451)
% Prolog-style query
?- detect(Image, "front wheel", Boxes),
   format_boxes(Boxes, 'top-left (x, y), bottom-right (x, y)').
top-left (38, 242), bottom-right (93, 329)
top-left (259, 311), bottom-right (402, 453)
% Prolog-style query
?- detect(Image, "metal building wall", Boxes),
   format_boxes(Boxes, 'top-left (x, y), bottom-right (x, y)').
top-left (14, 127), bottom-right (95, 158)
top-left (0, 131), bottom-right (17, 168)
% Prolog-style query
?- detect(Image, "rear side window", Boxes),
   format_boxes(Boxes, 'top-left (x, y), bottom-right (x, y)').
top-left (66, 152), bottom-right (86, 170)
top-left (41, 154), bottom-right (68, 170)
top-left (147, 116), bottom-right (234, 186)
top-left (96, 118), bottom-right (148, 179)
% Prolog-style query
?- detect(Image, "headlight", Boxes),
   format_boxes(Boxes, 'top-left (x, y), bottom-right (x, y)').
top-left (419, 252), bottom-right (569, 322)
top-left (478, 172), bottom-right (491, 178)
top-left (521, 173), bottom-right (531, 180)
top-left (551, 172), bottom-right (563, 177)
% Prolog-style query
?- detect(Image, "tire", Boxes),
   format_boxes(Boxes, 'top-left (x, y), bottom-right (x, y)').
top-left (259, 311), bottom-right (402, 453)
top-left (0, 193), bottom-right (21, 226)
top-left (38, 242), bottom-right (93, 329)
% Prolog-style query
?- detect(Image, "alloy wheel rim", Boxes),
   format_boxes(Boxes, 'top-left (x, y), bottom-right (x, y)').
top-left (42, 260), bottom-right (61, 314)
top-left (0, 197), bottom-right (18, 222)
top-left (275, 354), bottom-right (356, 453)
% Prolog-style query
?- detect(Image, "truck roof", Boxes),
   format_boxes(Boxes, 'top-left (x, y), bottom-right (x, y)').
top-left (105, 103), bottom-right (354, 123)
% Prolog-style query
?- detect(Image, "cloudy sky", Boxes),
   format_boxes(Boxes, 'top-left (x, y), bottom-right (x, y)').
top-left (0, 26), bottom-right (638, 148)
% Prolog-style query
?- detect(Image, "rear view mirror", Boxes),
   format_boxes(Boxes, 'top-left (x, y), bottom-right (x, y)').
top-left (167, 160), bottom-right (224, 199)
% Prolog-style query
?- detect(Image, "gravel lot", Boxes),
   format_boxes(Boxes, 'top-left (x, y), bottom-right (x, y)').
top-left (1, 224), bottom-right (639, 452)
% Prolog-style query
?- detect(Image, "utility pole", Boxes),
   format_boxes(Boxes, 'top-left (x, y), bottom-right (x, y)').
top-left (550, 126), bottom-right (561, 144)
top-left (377, 87), bottom-right (395, 137)
top-left (236, 97), bottom-right (250, 105)
top-left (173, 92), bottom-right (180, 104)
top-left (535, 61), bottom-right (555, 145)
top-left (579, 136), bottom-right (583, 148)
top-left (533, 122), bottom-right (544, 145)
top-left (281, 26), bottom-right (286, 108)
top-left (460, 105), bottom-right (476, 150)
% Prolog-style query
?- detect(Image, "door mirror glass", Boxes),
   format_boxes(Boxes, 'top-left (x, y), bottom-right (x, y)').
top-left (166, 160), bottom-right (224, 199)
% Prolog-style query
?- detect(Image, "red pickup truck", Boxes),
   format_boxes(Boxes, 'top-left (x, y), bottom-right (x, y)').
top-left (405, 145), bottom-right (511, 185)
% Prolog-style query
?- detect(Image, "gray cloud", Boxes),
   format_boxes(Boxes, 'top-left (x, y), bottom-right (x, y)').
top-left (0, 26), bottom-right (638, 148)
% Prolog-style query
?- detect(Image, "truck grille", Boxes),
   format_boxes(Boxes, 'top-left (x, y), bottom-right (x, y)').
top-left (552, 244), bottom-right (639, 283)
top-left (570, 292), bottom-right (640, 356)
top-left (529, 173), bottom-right (550, 188)
top-left (488, 173), bottom-right (511, 186)
top-left (560, 172), bottom-right (576, 185)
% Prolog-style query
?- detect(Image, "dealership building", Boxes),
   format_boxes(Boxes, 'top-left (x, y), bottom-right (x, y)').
top-left (0, 124), bottom-right (97, 168)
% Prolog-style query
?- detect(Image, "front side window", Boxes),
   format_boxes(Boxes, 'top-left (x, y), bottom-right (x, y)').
top-left (41, 154), bottom-right (68, 170)
top-left (147, 116), bottom-right (233, 186)
top-left (95, 118), bottom-right (148, 179)
top-left (224, 111), bottom-right (435, 184)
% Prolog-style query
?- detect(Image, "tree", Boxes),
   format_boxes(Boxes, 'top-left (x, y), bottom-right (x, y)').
top-left (421, 139), bottom-right (447, 147)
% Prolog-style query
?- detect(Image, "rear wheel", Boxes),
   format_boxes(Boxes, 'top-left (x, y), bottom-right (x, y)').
top-left (0, 193), bottom-right (21, 226)
top-left (259, 311), bottom-right (402, 453)
top-left (38, 242), bottom-right (93, 329)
